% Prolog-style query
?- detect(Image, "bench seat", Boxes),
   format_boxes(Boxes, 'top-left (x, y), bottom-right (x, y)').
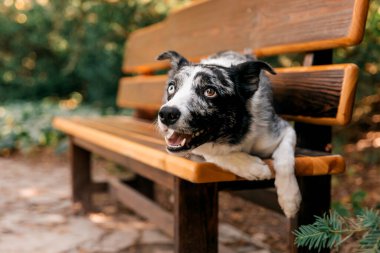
top-left (53, 116), bottom-right (345, 183)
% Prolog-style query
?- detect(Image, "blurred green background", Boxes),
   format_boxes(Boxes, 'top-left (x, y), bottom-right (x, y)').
top-left (0, 0), bottom-right (188, 153)
top-left (0, 0), bottom-right (379, 156)
top-left (0, 0), bottom-right (186, 106)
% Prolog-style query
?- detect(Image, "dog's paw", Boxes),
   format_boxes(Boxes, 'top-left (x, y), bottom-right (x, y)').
top-left (279, 194), bottom-right (301, 218)
top-left (275, 175), bottom-right (301, 218)
top-left (238, 156), bottom-right (272, 180)
top-left (203, 152), bottom-right (273, 181)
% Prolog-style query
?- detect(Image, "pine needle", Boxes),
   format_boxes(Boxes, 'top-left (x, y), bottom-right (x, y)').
top-left (294, 209), bottom-right (380, 252)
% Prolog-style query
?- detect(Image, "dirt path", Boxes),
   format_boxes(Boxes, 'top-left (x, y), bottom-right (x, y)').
top-left (0, 154), bottom-right (272, 253)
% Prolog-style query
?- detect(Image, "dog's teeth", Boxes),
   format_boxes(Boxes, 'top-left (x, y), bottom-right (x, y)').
top-left (180, 138), bottom-right (186, 147)
top-left (164, 137), bottom-right (170, 146)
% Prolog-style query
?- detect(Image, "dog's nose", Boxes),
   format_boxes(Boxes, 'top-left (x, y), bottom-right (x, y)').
top-left (159, 106), bottom-right (181, 126)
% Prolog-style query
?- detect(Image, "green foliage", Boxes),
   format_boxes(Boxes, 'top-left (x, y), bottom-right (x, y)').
top-left (352, 190), bottom-right (369, 215)
top-left (332, 201), bottom-right (352, 217)
top-left (359, 229), bottom-right (380, 253)
top-left (294, 212), bottom-right (344, 251)
top-left (0, 99), bottom-right (129, 154)
top-left (294, 209), bottom-right (380, 252)
top-left (358, 209), bottom-right (380, 252)
top-left (332, 189), bottom-right (368, 217)
top-left (0, 0), bottom-right (186, 106)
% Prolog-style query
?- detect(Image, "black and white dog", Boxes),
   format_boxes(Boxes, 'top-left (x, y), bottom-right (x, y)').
top-left (156, 50), bottom-right (301, 218)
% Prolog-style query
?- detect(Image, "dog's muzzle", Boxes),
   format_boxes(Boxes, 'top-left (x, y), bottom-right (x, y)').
top-left (158, 106), bottom-right (209, 153)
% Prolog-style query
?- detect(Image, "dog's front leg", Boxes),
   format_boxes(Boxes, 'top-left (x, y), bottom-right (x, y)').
top-left (203, 152), bottom-right (272, 180)
top-left (272, 126), bottom-right (301, 218)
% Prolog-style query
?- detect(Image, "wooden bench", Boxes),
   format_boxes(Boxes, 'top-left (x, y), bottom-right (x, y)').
top-left (53, 1), bottom-right (369, 252)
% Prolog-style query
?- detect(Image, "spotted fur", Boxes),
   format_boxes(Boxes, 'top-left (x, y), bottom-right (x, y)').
top-left (157, 50), bottom-right (301, 218)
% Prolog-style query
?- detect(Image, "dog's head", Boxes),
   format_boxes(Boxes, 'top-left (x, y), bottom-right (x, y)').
top-left (156, 50), bottom-right (275, 154)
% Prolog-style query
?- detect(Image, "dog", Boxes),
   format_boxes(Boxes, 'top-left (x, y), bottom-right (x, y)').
top-left (156, 50), bottom-right (301, 218)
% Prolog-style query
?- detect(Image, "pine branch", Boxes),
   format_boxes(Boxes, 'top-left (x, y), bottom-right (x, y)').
top-left (359, 229), bottom-right (380, 252)
top-left (294, 209), bottom-right (380, 252)
top-left (359, 209), bottom-right (380, 230)
top-left (294, 211), bottom-right (344, 250)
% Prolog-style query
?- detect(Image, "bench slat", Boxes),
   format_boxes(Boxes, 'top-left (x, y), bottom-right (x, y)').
top-left (117, 64), bottom-right (358, 125)
top-left (123, 0), bottom-right (368, 73)
top-left (53, 117), bottom-right (345, 183)
top-left (74, 117), bottom-right (165, 146)
top-left (73, 137), bottom-right (175, 189)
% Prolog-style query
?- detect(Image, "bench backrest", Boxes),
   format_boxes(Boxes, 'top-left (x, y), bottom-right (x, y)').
top-left (117, 0), bottom-right (369, 126)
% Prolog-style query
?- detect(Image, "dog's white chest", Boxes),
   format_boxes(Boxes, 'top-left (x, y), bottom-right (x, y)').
top-left (242, 129), bottom-right (282, 158)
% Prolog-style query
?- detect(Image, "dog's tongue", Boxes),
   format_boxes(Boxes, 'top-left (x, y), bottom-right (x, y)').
top-left (165, 131), bottom-right (190, 147)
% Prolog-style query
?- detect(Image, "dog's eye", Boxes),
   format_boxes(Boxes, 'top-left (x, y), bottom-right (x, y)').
top-left (204, 88), bottom-right (217, 98)
top-left (167, 84), bottom-right (176, 95)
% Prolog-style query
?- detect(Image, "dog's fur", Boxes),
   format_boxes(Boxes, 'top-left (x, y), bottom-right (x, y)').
top-left (156, 50), bottom-right (301, 218)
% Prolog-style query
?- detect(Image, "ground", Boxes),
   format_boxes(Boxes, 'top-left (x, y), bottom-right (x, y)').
top-left (0, 152), bottom-right (274, 253)
top-left (0, 141), bottom-right (378, 252)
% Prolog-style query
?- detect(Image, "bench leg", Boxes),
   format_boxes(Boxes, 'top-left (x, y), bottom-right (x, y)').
top-left (70, 140), bottom-right (93, 213)
top-left (291, 119), bottom-right (332, 253)
top-left (290, 176), bottom-right (331, 253)
top-left (174, 178), bottom-right (218, 253)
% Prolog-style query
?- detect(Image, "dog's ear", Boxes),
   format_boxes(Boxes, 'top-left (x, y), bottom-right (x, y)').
top-left (156, 51), bottom-right (189, 72)
top-left (232, 61), bottom-right (276, 99)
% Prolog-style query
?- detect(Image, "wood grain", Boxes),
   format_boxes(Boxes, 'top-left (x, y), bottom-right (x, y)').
top-left (73, 137), bottom-right (175, 190)
top-left (123, 0), bottom-right (369, 73)
top-left (174, 178), bottom-right (218, 253)
top-left (117, 64), bottom-right (358, 126)
top-left (54, 117), bottom-right (166, 169)
top-left (117, 75), bottom-right (166, 111)
top-left (53, 116), bottom-right (346, 183)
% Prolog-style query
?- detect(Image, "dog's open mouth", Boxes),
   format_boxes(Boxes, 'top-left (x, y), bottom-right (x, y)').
top-left (164, 129), bottom-right (205, 152)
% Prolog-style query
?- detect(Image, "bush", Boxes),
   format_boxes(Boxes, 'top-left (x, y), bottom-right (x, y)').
top-left (0, 98), bottom-right (129, 154)
top-left (0, 0), bottom-right (186, 107)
